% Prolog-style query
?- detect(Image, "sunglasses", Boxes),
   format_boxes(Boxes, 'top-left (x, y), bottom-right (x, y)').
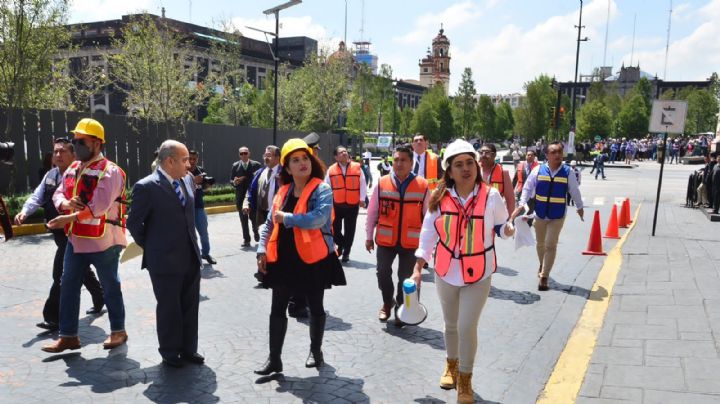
top-left (71, 138), bottom-right (93, 147)
top-left (239, 152), bottom-right (249, 155)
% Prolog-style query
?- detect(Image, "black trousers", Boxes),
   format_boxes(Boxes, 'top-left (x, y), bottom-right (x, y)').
top-left (237, 198), bottom-right (257, 243)
top-left (42, 230), bottom-right (104, 324)
top-left (270, 285), bottom-right (324, 319)
top-left (376, 245), bottom-right (416, 306)
top-left (149, 265), bottom-right (201, 359)
top-left (332, 204), bottom-right (360, 255)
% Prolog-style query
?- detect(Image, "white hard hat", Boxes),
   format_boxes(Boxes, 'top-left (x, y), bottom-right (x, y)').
top-left (442, 139), bottom-right (478, 170)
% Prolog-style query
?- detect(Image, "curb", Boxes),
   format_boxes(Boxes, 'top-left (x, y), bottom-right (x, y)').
top-left (10, 204), bottom-right (238, 237)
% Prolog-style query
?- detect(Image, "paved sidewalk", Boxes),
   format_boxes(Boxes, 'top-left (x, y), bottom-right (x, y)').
top-left (577, 203), bottom-right (720, 403)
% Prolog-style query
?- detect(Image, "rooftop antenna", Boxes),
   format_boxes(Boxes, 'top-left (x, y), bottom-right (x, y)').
top-left (344, 0), bottom-right (348, 45)
top-left (663, 0), bottom-right (672, 79)
top-left (629, 13), bottom-right (636, 66)
top-left (602, 0), bottom-right (610, 67)
top-left (359, 0), bottom-right (365, 41)
top-left (188, 0), bottom-right (192, 23)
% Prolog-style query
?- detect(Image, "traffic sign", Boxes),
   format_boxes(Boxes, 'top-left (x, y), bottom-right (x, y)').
top-left (649, 100), bottom-right (687, 134)
top-left (594, 135), bottom-right (602, 142)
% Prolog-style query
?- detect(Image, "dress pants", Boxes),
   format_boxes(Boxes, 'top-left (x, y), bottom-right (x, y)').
top-left (535, 217), bottom-right (566, 278)
top-left (376, 245), bottom-right (416, 306)
top-left (148, 260), bottom-right (201, 359)
top-left (332, 203), bottom-right (360, 255)
top-left (237, 196), bottom-right (256, 243)
top-left (43, 230), bottom-right (104, 324)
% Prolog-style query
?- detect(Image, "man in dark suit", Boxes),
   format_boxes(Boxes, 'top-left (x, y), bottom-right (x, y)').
top-left (230, 146), bottom-right (261, 247)
top-left (126, 139), bottom-right (204, 368)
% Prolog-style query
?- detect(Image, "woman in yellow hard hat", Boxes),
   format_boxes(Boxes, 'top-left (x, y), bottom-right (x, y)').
top-left (254, 138), bottom-right (345, 375)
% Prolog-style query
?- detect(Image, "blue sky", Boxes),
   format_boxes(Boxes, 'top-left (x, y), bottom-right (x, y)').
top-left (68, 0), bottom-right (720, 94)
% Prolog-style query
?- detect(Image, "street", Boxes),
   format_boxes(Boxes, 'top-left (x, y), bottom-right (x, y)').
top-left (1, 159), bottom-right (718, 403)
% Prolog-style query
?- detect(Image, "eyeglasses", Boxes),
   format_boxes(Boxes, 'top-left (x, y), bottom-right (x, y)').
top-left (479, 150), bottom-right (494, 155)
top-left (239, 152), bottom-right (249, 155)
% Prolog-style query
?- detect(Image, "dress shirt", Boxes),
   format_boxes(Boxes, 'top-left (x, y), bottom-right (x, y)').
top-left (53, 154), bottom-right (127, 253)
top-left (262, 165), bottom-right (279, 207)
top-left (415, 184), bottom-right (510, 287)
top-left (413, 151), bottom-right (427, 178)
top-left (365, 172), bottom-right (430, 241)
top-left (324, 162), bottom-right (367, 202)
top-left (519, 164), bottom-right (584, 211)
top-left (21, 167), bottom-right (61, 216)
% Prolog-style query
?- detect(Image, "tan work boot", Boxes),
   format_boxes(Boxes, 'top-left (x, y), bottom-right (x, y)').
top-left (103, 331), bottom-right (128, 349)
top-left (457, 371), bottom-right (474, 404)
top-left (439, 358), bottom-right (459, 389)
top-left (41, 336), bottom-right (81, 353)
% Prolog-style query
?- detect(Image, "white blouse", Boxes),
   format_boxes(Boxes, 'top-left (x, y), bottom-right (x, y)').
top-left (415, 184), bottom-right (510, 287)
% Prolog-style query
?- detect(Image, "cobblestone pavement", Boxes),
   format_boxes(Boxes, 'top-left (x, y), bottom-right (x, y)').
top-left (0, 160), bottom-right (704, 403)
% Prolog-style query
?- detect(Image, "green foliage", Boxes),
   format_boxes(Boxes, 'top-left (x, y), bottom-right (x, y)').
top-left (627, 77), bottom-right (653, 113)
top-left (399, 107), bottom-right (414, 137)
top-left (203, 83), bottom-right (258, 126)
top-left (513, 74), bottom-right (555, 145)
top-left (475, 95), bottom-right (496, 140)
top-left (0, 0), bottom-right (71, 131)
top-left (412, 98), bottom-right (439, 141)
top-left (436, 97), bottom-right (455, 143)
top-left (346, 65), bottom-right (378, 135)
top-left (613, 93), bottom-right (649, 138)
top-left (495, 101), bottom-right (514, 141)
top-left (252, 70), bottom-right (274, 129)
top-left (454, 67), bottom-right (477, 138)
top-left (110, 13), bottom-right (208, 128)
top-left (577, 100), bottom-right (612, 141)
top-left (685, 88), bottom-right (718, 134)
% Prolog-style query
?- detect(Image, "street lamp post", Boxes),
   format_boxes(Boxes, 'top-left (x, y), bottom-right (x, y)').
top-left (570, 0), bottom-right (588, 159)
top-left (263, 0), bottom-right (301, 146)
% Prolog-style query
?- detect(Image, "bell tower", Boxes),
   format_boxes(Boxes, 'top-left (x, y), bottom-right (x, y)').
top-left (418, 24), bottom-right (451, 95)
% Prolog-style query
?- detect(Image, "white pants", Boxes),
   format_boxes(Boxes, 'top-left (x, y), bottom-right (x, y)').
top-left (435, 274), bottom-right (492, 373)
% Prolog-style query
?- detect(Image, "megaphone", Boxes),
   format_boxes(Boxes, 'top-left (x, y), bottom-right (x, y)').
top-left (397, 278), bottom-right (427, 326)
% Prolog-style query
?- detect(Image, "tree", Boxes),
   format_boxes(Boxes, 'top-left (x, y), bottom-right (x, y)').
top-left (513, 75), bottom-right (555, 145)
top-left (346, 65), bottom-right (376, 135)
top-left (613, 93), bottom-right (649, 138)
top-left (252, 70), bottom-right (274, 128)
top-left (454, 67), bottom-right (477, 138)
top-left (627, 77), bottom-right (653, 112)
top-left (203, 83), bottom-right (257, 126)
top-left (111, 13), bottom-right (208, 130)
top-left (0, 0), bottom-right (71, 134)
top-left (685, 88), bottom-right (718, 134)
top-left (577, 100), bottom-right (612, 140)
top-left (436, 97), bottom-right (455, 143)
top-left (475, 95), bottom-right (496, 141)
top-left (399, 107), bottom-right (414, 138)
top-left (495, 101), bottom-right (514, 141)
top-left (412, 98), bottom-right (439, 141)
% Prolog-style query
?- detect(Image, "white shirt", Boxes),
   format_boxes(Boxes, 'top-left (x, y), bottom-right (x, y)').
top-left (415, 184), bottom-right (510, 287)
top-left (264, 165), bottom-right (279, 207)
top-left (324, 162), bottom-right (368, 202)
top-left (363, 151), bottom-right (372, 160)
top-left (413, 151), bottom-right (426, 178)
top-left (519, 164), bottom-right (583, 211)
top-left (158, 166), bottom-right (189, 198)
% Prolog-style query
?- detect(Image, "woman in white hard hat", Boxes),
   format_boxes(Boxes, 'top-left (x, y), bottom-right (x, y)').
top-left (411, 139), bottom-right (515, 403)
top-left (254, 138), bottom-right (345, 376)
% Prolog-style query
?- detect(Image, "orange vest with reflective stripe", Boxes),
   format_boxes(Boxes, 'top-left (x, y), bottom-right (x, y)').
top-left (515, 161), bottom-right (538, 193)
top-left (433, 184), bottom-right (495, 284)
top-left (266, 177), bottom-right (330, 264)
top-left (424, 151), bottom-right (440, 191)
top-left (375, 175), bottom-right (428, 249)
top-left (63, 158), bottom-right (127, 238)
top-left (328, 162), bottom-right (361, 205)
top-left (485, 163), bottom-right (505, 194)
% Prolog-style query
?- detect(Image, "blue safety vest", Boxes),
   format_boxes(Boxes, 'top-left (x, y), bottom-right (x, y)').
top-left (534, 164), bottom-right (570, 219)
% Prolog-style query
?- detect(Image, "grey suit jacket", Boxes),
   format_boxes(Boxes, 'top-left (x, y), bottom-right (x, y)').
top-left (126, 170), bottom-right (201, 274)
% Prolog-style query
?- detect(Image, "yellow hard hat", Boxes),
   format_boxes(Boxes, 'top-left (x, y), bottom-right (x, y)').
top-left (71, 118), bottom-right (105, 143)
top-left (280, 138), bottom-right (312, 165)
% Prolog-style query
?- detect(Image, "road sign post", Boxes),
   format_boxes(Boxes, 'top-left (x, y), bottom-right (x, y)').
top-left (649, 100), bottom-right (688, 236)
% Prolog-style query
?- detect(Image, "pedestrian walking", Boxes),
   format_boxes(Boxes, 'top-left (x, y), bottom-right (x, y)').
top-left (410, 139), bottom-right (515, 403)
top-left (513, 150), bottom-right (538, 201)
top-left (366, 145), bottom-right (429, 325)
top-left (126, 140), bottom-right (204, 367)
top-left (511, 141), bottom-right (584, 291)
top-left (15, 137), bottom-right (104, 332)
top-left (43, 118), bottom-right (128, 353)
top-left (326, 146), bottom-right (366, 263)
top-left (377, 156), bottom-right (391, 176)
top-left (478, 143), bottom-right (515, 214)
top-left (412, 134), bottom-right (443, 191)
top-left (188, 150), bottom-right (216, 265)
top-left (594, 152), bottom-right (607, 180)
top-left (254, 138), bottom-right (346, 375)
top-left (231, 146), bottom-right (262, 247)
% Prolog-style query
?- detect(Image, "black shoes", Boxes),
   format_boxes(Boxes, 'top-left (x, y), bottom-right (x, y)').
top-left (242, 241), bottom-right (251, 247)
top-left (181, 352), bottom-right (205, 364)
top-left (202, 255), bottom-right (217, 265)
top-left (305, 314), bottom-right (326, 368)
top-left (254, 271), bottom-right (264, 283)
top-left (341, 254), bottom-right (350, 263)
top-left (36, 321), bottom-right (58, 331)
top-left (254, 233), bottom-right (260, 242)
top-left (86, 306), bottom-right (104, 315)
top-left (162, 355), bottom-right (184, 368)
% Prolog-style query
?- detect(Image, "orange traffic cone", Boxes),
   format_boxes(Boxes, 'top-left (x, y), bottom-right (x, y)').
top-left (619, 199), bottom-right (630, 228)
top-left (604, 204), bottom-right (620, 239)
top-left (626, 198), bottom-right (633, 224)
top-left (583, 210), bottom-right (607, 256)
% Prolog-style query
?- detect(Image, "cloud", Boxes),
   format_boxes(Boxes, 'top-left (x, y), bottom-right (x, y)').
top-left (68, 0), bottom-right (157, 23)
top-left (393, 1), bottom-right (483, 45)
top-left (229, 15), bottom-right (345, 53)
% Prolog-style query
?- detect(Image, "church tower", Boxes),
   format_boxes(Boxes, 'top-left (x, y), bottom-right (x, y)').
top-left (419, 25), bottom-right (451, 95)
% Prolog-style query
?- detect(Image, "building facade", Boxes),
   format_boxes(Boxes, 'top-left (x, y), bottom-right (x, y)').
top-left (418, 27), bottom-right (451, 95)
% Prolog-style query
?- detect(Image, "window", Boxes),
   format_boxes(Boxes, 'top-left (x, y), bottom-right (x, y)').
top-left (423, 68), bottom-right (428, 73)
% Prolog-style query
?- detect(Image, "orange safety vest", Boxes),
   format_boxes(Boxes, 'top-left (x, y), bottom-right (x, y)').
top-left (485, 163), bottom-right (505, 194)
top-left (424, 151), bottom-right (440, 191)
top-left (63, 158), bottom-right (127, 238)
top-left (515, 161), bottom-right (538, 193)
top-left (375, 175), bottom-right (428, 249)
top-left (266, 177), bottom-right (330, 264)
top-left (328, 162), bottom-right (361, 205)
top-left (433, 184), bottom-right (496, 284)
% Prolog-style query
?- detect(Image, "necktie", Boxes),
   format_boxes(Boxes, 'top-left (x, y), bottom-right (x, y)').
top-left (413, 159), bottom-right (420, 175)
top-left (259, 168), bottom-right (272, 211)
top-left (173, 180), bottom-right (186, 207)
